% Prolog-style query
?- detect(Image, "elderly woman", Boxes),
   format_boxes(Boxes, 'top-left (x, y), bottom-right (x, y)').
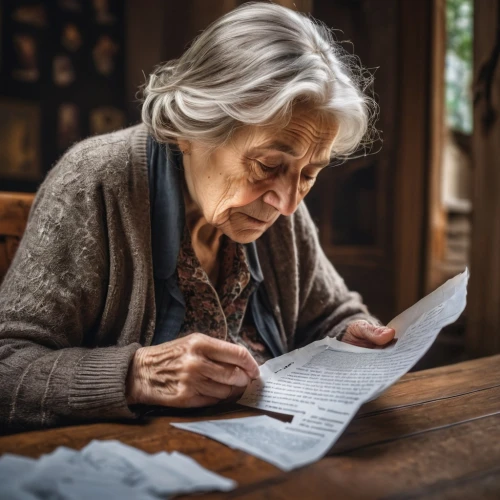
top-left (0, 2), bottom-right (394, 431)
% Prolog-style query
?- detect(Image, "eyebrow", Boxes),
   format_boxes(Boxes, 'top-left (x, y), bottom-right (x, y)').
top-left (257, 141), bottom-right (299, 156)
top-left (248, 141), bottom-right (331, 167)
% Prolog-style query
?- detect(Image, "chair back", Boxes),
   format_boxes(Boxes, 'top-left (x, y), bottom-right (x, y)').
top-left (0, 192), bottom-right (35, 283)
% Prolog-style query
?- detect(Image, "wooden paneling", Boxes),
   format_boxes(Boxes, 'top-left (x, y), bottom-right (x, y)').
top-left (126, 0), bottom-right (239, 122)
top-left (273, 0), bottom-right (313, 11)
top-left (309, 0), bottom-right (400, 322)
top-left (393, 0), bottom-right (433, 314)
top-left (466, 0), bottom-right (500, 356)
top-left (126, 0), bottom-right (169, 121)
top-left (308, 0), bottom-right (434, 323)
top-left (425, 0), bottom-right (448, 293)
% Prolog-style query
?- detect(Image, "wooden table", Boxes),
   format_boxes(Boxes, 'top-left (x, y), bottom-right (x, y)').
top-left (1, 355), bottom-right (499, 499)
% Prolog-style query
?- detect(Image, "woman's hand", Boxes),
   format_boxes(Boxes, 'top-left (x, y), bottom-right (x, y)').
top-left (340, 320), bottom-right (396, 348)
top-left (125, 333), bottom-right (260, 407)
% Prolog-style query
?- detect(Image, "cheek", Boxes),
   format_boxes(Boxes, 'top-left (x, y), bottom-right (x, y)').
top-left (218, 180), bottom-right (268, 212)
top-left (222, 178), bottom-right (311, 215)
top-left (299, 185), bottom-right (313, 201)
top-left (235, 186), bottom-right (266, 207)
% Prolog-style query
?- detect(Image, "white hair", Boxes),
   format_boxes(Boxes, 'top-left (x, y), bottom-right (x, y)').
top-left (141, 1), bottom-right (377, 160)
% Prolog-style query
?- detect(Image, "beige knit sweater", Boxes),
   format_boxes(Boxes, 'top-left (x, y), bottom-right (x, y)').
top-left (0, 124), bottom-right (380, 432)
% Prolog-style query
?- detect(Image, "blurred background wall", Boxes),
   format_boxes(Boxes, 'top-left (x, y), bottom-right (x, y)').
top-left (0, 1), bottom-right (127, 192)
top-left (1, 0), bottom-right (499, 368)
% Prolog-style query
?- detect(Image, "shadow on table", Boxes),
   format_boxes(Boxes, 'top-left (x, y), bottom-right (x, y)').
top-left (141, 403), bottom-right (293, 422)
top-left (329, 398), bottom-right (411, 455)
top-left (0, 401), bottom-right (294, 437)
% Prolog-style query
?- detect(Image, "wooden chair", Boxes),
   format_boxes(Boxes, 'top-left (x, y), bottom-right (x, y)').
top-left (0, 192), bottom-right (35, 283)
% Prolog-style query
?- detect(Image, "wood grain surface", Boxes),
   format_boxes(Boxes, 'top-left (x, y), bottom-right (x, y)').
top-left (0, 354), bottom-right (499, 499)
top-left (0, 191), bottom-right (34, 282)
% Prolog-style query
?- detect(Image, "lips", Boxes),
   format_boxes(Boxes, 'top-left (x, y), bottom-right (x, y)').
top-left (244, 213), bottom-right (279, 225)
top-left (245, 214), bottom-right (268, 223)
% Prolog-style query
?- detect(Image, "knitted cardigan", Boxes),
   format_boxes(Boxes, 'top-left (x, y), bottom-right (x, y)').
top-left (0, 124), bottom-right (380, 432)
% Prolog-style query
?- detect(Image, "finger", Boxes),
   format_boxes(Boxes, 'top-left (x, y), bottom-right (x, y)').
top-left (197, 358), bottom-right (251, 387)
top-left (373, 338), bottom-right (398, 349)
top-left (344, 322), bottom-right (396, 347)
top-left (226, 384), bottom-right (245, 401)
top-left (192, 335), bottom-right (260, 379)
top-left (342, 337), bottom-right (380, 348)
top-left (364, 326), bottom-right (396, 346)
top-left (196, 377), bottom-right (235, 400)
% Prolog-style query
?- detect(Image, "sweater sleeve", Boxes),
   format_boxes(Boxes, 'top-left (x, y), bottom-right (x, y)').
top-left (292, 203), bottom-right (382, 348)
top-left (0, 149), bottom-right (141, 432)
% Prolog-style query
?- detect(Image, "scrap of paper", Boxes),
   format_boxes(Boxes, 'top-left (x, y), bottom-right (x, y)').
top-left (0, 440), bottom-right (236, 499)
top-left (173, 269), bottom-right (469, 471)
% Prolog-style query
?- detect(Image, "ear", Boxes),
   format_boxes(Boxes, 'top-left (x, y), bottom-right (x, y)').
top-left (177, 139), bottom-right (191, 155)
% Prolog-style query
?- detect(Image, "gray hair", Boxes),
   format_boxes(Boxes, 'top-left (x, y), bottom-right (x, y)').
top-left (141, 2), bottom-right (377, 160)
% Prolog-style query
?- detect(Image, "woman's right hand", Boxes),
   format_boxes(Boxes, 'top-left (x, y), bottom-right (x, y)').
top-left (125, 333), bottom-right (260, 407)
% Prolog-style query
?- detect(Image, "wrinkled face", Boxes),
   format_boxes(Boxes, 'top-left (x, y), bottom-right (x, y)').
top-left (180, 108), bottom-right (339, 243)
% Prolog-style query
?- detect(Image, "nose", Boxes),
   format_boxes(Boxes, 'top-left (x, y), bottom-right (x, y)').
top-left (262, 175), bottom-right (301, 216)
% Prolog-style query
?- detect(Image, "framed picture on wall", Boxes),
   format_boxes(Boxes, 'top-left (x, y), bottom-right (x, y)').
top-left (92, 35), bottom-right (119, 76)
top-left (0, 99), bottom-right (41, 182)
top-left (57, 102), bottom-right (80, 150)
top-left (12, 33), bottom-right (39, 82)
top-left (90, 106), bottom-right (124, 135)
top-left (11, 4), bottom-right (47, 28)
top-left (0, 0), bottom-right (126, 190)
top-left (93, 0), bottom-right (116, 25)
top-left (59, 0), bottom-right (83, 13)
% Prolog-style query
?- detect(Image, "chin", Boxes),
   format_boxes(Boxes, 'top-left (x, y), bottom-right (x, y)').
top-left (225, 227), bottom-right (267, 244)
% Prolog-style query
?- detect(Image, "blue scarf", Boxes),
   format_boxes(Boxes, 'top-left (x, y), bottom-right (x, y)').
top-left (146, 137), bottom-right (285, 357)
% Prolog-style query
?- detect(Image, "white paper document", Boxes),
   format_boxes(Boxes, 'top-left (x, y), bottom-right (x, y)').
top-left (0, 440), bottom-right (236, 499)
top-left (173, 269), bottom-right (469, 471)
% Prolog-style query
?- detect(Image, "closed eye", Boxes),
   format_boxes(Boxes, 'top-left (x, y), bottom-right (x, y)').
top-left (255, 161), bottom-right (283, 177)
top-left (257, 161), bottom-right (280, 173)
top-left (254, 160), bottom-right (318, 184)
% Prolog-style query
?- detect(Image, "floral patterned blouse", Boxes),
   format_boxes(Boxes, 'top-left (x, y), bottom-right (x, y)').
top-left (177, 227), bottom-right (273, 365)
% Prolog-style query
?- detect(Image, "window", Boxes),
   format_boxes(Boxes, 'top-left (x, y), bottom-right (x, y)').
top-left (445, 0), bottom-right (473, 134)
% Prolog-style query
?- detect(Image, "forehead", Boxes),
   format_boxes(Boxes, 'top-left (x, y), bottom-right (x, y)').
top-left (237, 109), bottom-right (339, 159)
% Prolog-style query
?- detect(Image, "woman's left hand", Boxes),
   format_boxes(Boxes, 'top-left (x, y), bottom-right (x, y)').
top-left (341, 320), bottom-right (396, 348)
